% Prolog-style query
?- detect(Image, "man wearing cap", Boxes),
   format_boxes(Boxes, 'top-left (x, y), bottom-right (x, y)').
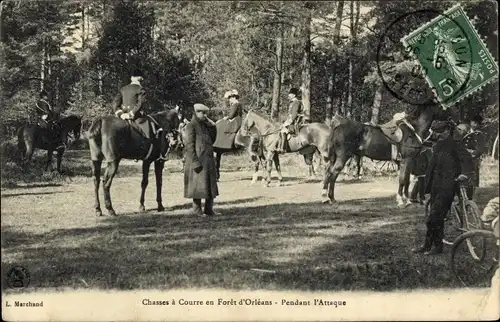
top-left (183, 103), bottom-right (220, 217)
top-left (461, 115), bottom-right (487, 199)
top-left (277, 88), bottom-right (308, 153)
top-left (413, 120), bottom-right (474, 255)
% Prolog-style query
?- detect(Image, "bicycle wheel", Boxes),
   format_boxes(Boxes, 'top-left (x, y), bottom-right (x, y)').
top-left (463, 200), bottom-right (486, 260)
top-left (451, 230), bottom-right (499, 287)
top-left (443, 202), bottom-right (463, 245)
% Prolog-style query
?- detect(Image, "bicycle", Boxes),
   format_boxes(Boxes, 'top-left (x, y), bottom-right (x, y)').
top-left (450, 217), bottom-right (499, 287)
top-left (425, 176), bottom-right (484, 260)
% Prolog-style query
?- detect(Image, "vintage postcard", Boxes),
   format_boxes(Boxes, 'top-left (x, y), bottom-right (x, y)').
top-left (1, 0), bottom-right (498, 321)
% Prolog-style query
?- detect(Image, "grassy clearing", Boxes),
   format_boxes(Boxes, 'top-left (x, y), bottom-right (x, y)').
top-left (1, 159), bottom-right (498, 293)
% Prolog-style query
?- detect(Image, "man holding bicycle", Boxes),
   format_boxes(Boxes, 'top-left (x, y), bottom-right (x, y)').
top-left (413, 120), bottom-right (474, 255)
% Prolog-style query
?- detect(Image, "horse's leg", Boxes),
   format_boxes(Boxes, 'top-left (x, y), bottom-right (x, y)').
top-left (396, 159), bottom-right (411, 207)
top-left (92, 159), bottom-right (103, 216)
top-left (273, 153), bottom-right (283, 186)
top-left (154, 160), bottom-right (165, 211)
top-left (326, 153), bottom-right (349, 204)
top-left (45, 149), bottom-right (53, 172)
top-left (354, 154), bottom-right (363, 180)
top-left (22, 141), bottom-right (34, 168)
top-left (56, 148), bottom-right (65, 174)
top-left (251, 159), bottom-right (259, 185)
top-left (304, 153), bottom-right (315, 178)
top-left (260, 157), bottom-right (267, 185)
top-left (321, 150), bottom-right (336, 197)
top-left (418, 176), bottom-right (425, 203)
top-left (103, 160), bottom-right (120, 216)
top-left (139, 161), bottom-right (152, 212)
top-left (264, 151), bottom-right (274, 187)
top-left (215, 151), bottom-right (222, 182)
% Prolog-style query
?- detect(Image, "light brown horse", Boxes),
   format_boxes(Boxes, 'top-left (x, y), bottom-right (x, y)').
top-left (240, 110), bottom-right (331, 186)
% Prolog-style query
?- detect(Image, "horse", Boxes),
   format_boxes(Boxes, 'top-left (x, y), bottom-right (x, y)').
top-left (322, 104), bottom-right (447, 206)
top-left (86, 109), bottom-right (180, 216)
top-left (17, 115), bottom-right (82, 173)
top-left (240, 109), bottom-right (331, 187)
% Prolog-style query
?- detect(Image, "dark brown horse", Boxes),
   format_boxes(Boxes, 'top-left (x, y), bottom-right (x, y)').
top-left (17, 115), bottom-right (82, 173)
top-left (86, 109), bottom-right (180, 216)
top-left (240, 110), bottom-right (331, 187)
top-left (322, 105), bottom-right (446, 206)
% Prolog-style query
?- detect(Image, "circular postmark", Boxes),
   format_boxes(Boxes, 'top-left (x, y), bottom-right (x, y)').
top-left (377, 8), bottom-right (474, 107)
top-left (6, 266), bottom-right (30, 289)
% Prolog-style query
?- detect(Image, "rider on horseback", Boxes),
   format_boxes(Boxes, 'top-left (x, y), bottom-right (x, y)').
top-left (35, 90), bottom-right (65, 149)
top-left (112, 68), bottom-right (169, 161)
top-left (277, 87), bottom-right (309, 153)
top-left (223, 89), bottom-right (243, 128)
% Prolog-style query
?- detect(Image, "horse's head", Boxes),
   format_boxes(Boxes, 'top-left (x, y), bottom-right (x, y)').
top-left (240, 110), bottom-right (256, 136)
top-left (405, 104), bottom-right (451, 139)
top-left (60, 115), bottom-right (83, 144)
top-left (152, 108), bottom-right (182, 149)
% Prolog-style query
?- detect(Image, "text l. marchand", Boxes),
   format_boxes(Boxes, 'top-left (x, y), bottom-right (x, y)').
top-left (6, 301), bottom-right (44, 307)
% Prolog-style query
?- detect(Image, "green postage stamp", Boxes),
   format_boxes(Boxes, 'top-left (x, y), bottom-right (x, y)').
top-left (401, 4), bottom-right (499, 108)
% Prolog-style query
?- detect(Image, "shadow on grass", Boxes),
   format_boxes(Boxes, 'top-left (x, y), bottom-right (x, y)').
top-left (3, 185), bottom-right (498, 293)
top-left (0, 182), bottom-right (63, 189)
top-left (1, 190), bottom-right (74, 198)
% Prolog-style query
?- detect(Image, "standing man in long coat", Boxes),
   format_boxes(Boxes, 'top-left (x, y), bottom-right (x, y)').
top-left (413, 120), bottom-right (474, 255)
top-left (183, 103), bottom-right (220, 217)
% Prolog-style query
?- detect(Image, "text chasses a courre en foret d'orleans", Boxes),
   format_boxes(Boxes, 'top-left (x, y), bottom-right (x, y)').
top-left (142, 298), bottom-right (347, 307)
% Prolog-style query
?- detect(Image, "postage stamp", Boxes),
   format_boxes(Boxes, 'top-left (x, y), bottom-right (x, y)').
top-left (401, 4), bottom-right (499, 108)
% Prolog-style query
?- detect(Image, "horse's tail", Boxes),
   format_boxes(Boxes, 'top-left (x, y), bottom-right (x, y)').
top-left (86, 119), bottom-right (102, 140)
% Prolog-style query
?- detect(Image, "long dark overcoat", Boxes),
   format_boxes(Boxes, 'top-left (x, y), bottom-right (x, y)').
top-left (424, 135), bottom-right (474, 203)
top-left (183, 116), bottom-right (219, 199)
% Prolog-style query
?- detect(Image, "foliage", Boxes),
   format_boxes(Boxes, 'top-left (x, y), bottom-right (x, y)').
top-left (1, 0), bottom-right (497, 141)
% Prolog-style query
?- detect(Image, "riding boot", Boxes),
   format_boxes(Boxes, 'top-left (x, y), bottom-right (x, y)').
top-left (191, 199), bottom-right (203, 216)
top-left (412, 229), bottom-right (433, 253)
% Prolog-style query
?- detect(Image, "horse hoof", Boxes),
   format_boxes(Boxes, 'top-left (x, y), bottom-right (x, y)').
top-left (139, 205), bottom-right (146, 212)
top-left (250, 180), bottom-right (257, 185)
top-left (108, 210), bottom-right (117, 217)
top-left (157, 205), bottom-right (165, 212)
top-left (321, 189), bottom-right (327, 197)
top-left (96, 210), bottom-right (103, 217)
top-left (322, 198), bottom-right (334, 204)
top-left (276, 182), bottom-right (282, 187)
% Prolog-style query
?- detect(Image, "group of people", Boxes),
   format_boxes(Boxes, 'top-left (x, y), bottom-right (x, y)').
top-left (412, 115), bottom-right (492, 255)
top-left (101, 69), bottom-right (308, 216)
top-left (37, 69), bottom-right (496, 232)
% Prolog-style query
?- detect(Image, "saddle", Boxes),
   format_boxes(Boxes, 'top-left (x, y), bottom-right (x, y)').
top-left (125, 115), bottom-right (166, 161)
top-left (377, 118), bottom-right (404, 143)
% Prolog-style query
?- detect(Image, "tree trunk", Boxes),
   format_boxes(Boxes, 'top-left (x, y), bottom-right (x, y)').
top-left (301, 10), bottom-right (312, 119)
top-left (97, 65), bottom-right (103, 95)
top-left (325, 67), bottom-right (334, 124)
top-left (326, 0), bottom-right (344, 120)
top-left (492, 132), bottom-right (499, 159)
top-left (271, 30), bottom-right (283, 121)
top-left (370, 85), bottom-right (383, 125)
top-left (40, 42), bottom-right (46, 92)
